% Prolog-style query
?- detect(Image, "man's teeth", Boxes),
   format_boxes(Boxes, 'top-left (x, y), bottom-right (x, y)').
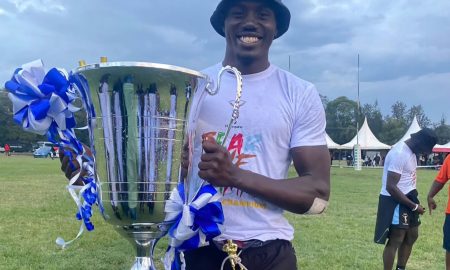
top-left (240, 36), bottom-right (259, 43)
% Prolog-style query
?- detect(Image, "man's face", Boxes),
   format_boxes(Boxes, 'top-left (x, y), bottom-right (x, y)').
top-left (415, 141), bottom-right (434, 155)
top-left (223, 1), bottom-right (277, 62)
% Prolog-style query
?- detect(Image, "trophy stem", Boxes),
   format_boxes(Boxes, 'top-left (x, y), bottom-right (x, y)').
top-left (131, 239), bottom-right (157, 270)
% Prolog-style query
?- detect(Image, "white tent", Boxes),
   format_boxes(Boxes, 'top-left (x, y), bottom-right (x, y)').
top-left (433, 142), bottom-right (450, 153)
top-left (326, 133), bottom-right (341, 149)
top-left (341, 117), bottom-right (391, 150)
top-left (395, 116), bottom-right (421, 145)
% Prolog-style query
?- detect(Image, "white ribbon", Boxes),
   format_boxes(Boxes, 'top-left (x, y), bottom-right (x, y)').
top-left (5, 59), bottom-right (101, 249)
top-left (163, 185), bottom-right (223, 270)
top-left (7, 59), bottom-right (80, 135)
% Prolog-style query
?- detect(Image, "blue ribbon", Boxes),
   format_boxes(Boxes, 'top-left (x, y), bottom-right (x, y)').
top-left (4, 59), bottom-right (102, 248)
top-left (163, 183), bottom-right (224, 269)
top-left (5, 62), bottom-right (78, 135)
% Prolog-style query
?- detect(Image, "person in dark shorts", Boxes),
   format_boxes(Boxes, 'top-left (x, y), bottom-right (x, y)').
top-left (185, 239), bottom-right (296, 270)
top-left (428, 154), bottom-right (450, 269)
top-left (181, 0), bottom-right (331, 269)
top-left (374, 128), bottom-right (437, 270)
top-left (59, 1), bottom-right (331, 269)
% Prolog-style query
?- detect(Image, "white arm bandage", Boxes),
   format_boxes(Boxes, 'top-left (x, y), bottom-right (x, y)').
top-left (304, 197), bottom-right (328, 215)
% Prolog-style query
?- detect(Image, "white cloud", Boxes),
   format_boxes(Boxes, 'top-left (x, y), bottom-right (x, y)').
top-left (143, 25), bottom-right (202, 51)
top-left (0, 0), bottom-right (448, 124)
top-left (0, 7), bottom-right (10, 16)
top-left (8, 0), bottom-right (65, 13)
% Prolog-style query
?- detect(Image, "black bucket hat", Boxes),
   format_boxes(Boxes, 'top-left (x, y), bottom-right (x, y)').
top-left (410, 128), bottom-right (438, 148)
top-left (210, 0), bottom-right (291, 39)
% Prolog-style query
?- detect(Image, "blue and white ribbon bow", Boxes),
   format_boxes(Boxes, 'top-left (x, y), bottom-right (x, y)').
top-left (4, 59), bottom-right (103, 248)
top-left (5, 60), bottom-right (78, 135)
top-left (164, 183), bottom-right (224, 270)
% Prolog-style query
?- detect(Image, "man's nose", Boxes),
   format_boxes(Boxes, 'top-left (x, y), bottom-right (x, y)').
top-left (241, 12), bottom-right (259, 29)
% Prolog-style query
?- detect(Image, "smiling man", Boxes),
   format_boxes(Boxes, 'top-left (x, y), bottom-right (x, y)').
top-left (183, 1), bottom-right (331, 269)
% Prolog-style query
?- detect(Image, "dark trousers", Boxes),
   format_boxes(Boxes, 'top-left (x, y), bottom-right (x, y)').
top-left (184, 239), bottom-right (297, 270)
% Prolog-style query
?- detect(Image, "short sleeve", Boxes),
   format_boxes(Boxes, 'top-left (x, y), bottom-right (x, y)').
top-left (290, 84), bottom-right (326, 148)
top-left (436, 155), bottom-right (450, 184)
top-left (387, 150), bottom-right (405, 175)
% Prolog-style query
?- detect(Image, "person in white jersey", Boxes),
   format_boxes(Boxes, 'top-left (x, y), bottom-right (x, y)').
top-left (374, 128), bottom-right (438, 270)
top-left (182, 0), bottom-right (331, 269)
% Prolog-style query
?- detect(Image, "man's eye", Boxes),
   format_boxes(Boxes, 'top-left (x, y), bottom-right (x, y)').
top-left (230, 11), bottom-right (244, 17)
top-left (259, 9), bottom-right (273, 19)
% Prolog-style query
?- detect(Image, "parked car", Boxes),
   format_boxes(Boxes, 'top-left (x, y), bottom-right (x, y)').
top-left (33, 141), bottom-right (58, 158)
top-left (0, 146), bottom-right (5, 153)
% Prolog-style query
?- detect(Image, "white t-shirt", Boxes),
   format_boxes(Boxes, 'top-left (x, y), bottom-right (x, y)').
top-left (380, 141), bottom-right (417, 196)
top-left (188, 63), bottom-right (326, 241)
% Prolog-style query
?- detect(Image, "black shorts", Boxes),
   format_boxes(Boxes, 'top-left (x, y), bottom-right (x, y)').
top-left (374, 190), bottom-right (421, 244)
top-left (443, 214), bottom-right (450, 251)
top-left (184, 239), bottom-right (297, 270)
top-left (390, 200), bottom-right (421, 229)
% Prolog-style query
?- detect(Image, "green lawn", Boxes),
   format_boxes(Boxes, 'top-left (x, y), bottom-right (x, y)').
top-left (0, 155), bottom-right (447, 269)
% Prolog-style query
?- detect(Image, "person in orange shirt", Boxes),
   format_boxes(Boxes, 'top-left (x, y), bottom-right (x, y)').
top-left (428, 153), bottom-right (450, 270)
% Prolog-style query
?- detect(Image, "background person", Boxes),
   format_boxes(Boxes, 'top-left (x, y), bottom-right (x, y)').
top-left (50, 146), bottom-right (57, 160)
top-left (374, 128), bottom-right (438, 270)
top-left (427, 154), bottom-right (450, 270)
top-left (374, 153), bottom-right (381, 166)
top-left (4, 143), bottom-right (10, 156)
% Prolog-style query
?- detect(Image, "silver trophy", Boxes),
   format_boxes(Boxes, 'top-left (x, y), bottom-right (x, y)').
top-left (71, 61), bottom-right (208, 269)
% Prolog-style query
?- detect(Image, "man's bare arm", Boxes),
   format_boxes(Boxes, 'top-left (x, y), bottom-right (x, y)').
top-left (386, 171), bottom-right (425, 214)
top-left (198, 140), bottom-right (330, 214)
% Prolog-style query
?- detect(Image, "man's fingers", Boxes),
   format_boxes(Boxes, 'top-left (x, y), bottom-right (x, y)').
top-left (65, 163), bottom-right (78, 179)
top-left (60, 153), bottom-right (81, 180)
top-left (60, 155), bottom-right (70, 173)
top-left (59, 149), bottom-right (65, 162)
top-left (200, 152), bottom-right (218, 163)
top-left (198, 168), bottom-right (214, 181)
top-left (202, 139), bottom-right (220, 153)
top-left (198, 159), bottom-right (217, 171)
top-left (70, 171), bottom-right (85, 186)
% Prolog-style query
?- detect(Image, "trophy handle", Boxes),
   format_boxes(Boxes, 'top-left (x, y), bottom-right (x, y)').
top-left (186, 65), bottom-right (243, 202)
top-left (208, 65), bottom-right (243, 147)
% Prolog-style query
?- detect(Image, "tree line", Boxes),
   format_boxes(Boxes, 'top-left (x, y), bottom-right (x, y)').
top-left (0, 90), bottom-right (88, 151)
top-left (323, 95), bottom-right (450, 145)
top-left (0, 90), bottom-right (449, 151)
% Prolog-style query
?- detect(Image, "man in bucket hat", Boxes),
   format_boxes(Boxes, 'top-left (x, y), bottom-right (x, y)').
top-left (59, 1), bottom-right (330, 269)
top-left (374, 128), bottom-right (438, 270)
top-left (182, 1), bottom-right (331, 269)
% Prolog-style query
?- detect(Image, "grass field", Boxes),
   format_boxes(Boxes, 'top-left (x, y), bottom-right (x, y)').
top-left (0, 155), bottom-right (447, 270)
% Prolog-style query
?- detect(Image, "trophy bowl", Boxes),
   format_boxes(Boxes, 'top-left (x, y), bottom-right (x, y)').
top-left (71, 61), bottom-right (208, 269)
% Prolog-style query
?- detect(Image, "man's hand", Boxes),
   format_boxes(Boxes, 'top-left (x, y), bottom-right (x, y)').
top-left (58, 145), bottom-right (91, 186)
top-left (198, 138), bottom-right (239, 188)
top-left (427, 196), bottom-right (437, 215)
top-left (416, 204), bottom-right (426, 215)
top-left (180, 141), bottom-right (189, 180)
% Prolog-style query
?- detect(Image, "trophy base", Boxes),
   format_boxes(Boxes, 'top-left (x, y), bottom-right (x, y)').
top-left (130, 238), bottom-right (158, 270)
top-left (131, 257), bottom-right (155, 270)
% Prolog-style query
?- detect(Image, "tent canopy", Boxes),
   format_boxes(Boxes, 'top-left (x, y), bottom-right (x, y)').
top-left (394, 115), bottom-right (421, 145)
top-left (433, 142), bottom-right (450, 153)
top-left (341, 117), bottom-right (391, 150)
top-left (326, 133), bottom-right (341, 149)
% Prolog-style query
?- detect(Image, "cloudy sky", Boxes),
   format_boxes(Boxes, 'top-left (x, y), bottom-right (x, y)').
top-left (0, 0), bottom-right (449, 124)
